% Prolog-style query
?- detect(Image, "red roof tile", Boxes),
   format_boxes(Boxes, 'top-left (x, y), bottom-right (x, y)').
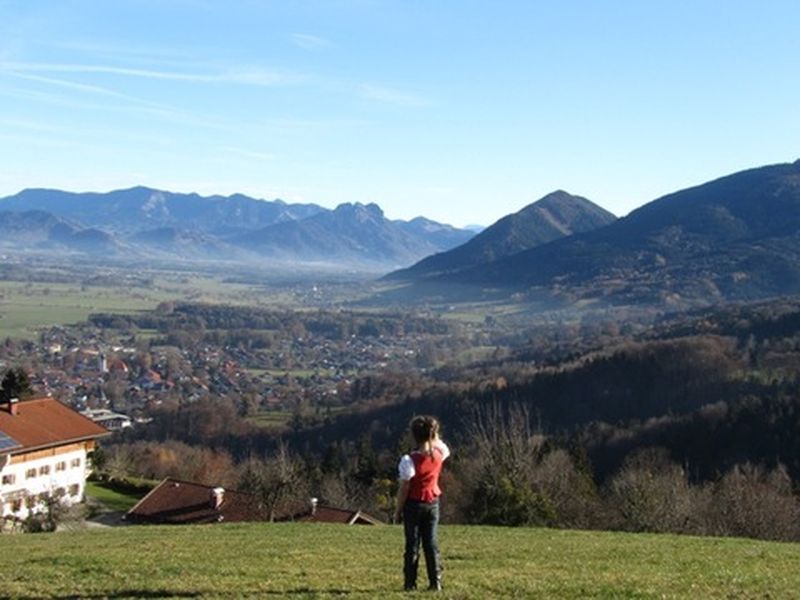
top-left (127, 478), bottom-right (269, 524)
top-left (283, 505), bottom-right (383, 525)
top-left (0, 397), bottom-right (109, 453)
top-left (127, 478), bottom-right (384, 525)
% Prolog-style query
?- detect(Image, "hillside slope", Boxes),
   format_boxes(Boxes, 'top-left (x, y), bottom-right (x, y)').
top-left (444, 160), bottom-right (800, 305)
top-left (0, 210), bottom-right (119, 253)
top-left (2, 523), bottom-right (797, 598)
top-left (388, 191), bottom-right (616, 280)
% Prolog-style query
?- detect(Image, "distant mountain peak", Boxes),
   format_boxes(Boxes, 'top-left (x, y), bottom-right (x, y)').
top-left (333, 202), bottom-right (384, 219)
top-left (386, 190), bottom-right (616, 280)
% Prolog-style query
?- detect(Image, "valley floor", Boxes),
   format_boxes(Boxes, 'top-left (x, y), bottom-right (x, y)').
top-left (1, 523), bottom-right (798, 598)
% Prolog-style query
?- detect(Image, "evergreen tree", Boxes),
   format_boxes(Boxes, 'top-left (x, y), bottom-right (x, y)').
top-left (0, 367), bottom-right (33, 402)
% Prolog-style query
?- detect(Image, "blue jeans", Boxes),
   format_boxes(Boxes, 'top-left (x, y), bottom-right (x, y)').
top-left (403, 499), bottom-right (442, 589)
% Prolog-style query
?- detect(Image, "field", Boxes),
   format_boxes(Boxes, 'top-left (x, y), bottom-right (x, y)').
top-left (2, 523), bottom-right (799, 598)
top-left (0, 273), bottom-right (304, 340)
top-left (85, 481), bottom-right (147, 513)
top-left (0, 281), bottom-right (161, 340)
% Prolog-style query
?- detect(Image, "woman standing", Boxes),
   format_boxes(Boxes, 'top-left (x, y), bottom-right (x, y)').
top-left (395, 415), bottom-right (450, 592)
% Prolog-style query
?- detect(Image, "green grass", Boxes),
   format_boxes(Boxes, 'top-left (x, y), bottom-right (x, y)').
top-left (0, 281), bottom-right (157, 339)
top-left (85, 481), bottom-right (147, 513)
top-left (0, 273), bottom-right (314, 340)
top-left (1, 524), bottom-right (799, 598)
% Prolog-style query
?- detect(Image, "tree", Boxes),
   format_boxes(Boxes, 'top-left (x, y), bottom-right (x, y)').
top-left (0, 367), bottom-right (33, 402)
top-left (709, 463), bottom-right (800, 541)
top-left (237, 443), bottom-right (309, 521)
top-left (607, 448), bottom-right (705, 534)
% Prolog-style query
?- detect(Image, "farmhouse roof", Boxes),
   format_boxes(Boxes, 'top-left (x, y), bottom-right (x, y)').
top-left (0, 397), bottom-right (109, 455)
top-left (126, 477), bottom-right (384, 526)
top-left (126, 478), bottom-right (268, 525)
top-left (285, 505), bottom-right (383, 526)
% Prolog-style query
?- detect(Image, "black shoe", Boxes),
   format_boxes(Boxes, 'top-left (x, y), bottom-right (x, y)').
top-left (427, 582), bottom-right (442, 592)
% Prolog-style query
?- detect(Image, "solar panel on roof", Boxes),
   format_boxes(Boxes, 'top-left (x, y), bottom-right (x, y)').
top-left (0, 430), bottom-right (22, 452)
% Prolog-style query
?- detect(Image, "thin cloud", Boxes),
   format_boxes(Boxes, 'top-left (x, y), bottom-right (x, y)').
top-left (291, 33), bottom-right (332, 50)
top-left (48, 40), bottom-right (212, 64)
top-left (0, 61), bottom-right (304, 87)
top-left (358, 83), bottom-right (431, 107)
top-left (3, 70), bottom-right (162, 106)
top-left (0, 79), bottom-right (233, 133)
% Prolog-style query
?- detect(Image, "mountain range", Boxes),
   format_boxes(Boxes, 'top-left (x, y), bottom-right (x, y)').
top-left (5, 159), bottom-right (800, 308)
top-left (389, 160), bottom-right (800, 307)
top-left (0, 187), bottom-right (474, 268)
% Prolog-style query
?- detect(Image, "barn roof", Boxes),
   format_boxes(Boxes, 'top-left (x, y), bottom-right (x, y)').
top-left (286, 505), bottom-right (384, 526)
top-left (127, 478), bottom-right (383, 525)
top-left (126, 478), bottom-right (268, 524)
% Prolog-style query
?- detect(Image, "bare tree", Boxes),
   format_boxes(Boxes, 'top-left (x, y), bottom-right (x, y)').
top-left (237, 442), bottom-right (309, 521)
top-left (607, 447), bottom-right (705, 534)
top-left (710, 463), bottom-right (800, 541)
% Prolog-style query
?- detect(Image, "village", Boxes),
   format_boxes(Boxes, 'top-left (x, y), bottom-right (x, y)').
top-left (0, 304), bottom-right (474, 432)
top-left (0, 301), bottom-right (487, 533)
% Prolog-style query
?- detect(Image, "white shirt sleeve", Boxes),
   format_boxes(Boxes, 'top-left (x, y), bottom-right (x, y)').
top-left (434, 440), bottom-right (451, 461)
top-left (398, 454), bottom-right (415, 481)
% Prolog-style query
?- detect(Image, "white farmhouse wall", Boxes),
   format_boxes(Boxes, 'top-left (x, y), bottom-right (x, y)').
top-left (0, 445), bottom-right (90, 520)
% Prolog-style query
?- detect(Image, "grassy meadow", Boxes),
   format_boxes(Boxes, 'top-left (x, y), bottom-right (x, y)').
top-left (1, 523), bottom-right (799, 598)
top-left (0, 273), bottom-right (310, 340)
top-left (85, 481), bottom-right (147, 513)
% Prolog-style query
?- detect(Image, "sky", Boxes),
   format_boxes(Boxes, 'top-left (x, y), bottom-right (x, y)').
top-left (1, 1), bottom-right (799, 227)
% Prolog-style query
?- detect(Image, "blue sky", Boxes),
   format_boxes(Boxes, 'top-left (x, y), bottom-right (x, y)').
top-left (1, 0), bottom-right (799, 227)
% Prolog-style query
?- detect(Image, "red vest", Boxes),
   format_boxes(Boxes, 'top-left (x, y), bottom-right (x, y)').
top-left (407, 448), bottom-right (445, 503)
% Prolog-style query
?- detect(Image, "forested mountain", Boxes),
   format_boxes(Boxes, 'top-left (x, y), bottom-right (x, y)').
top-left (388, 191), bottom-right (616, 280)
top-left (422, 160), bottom-right (800, 306)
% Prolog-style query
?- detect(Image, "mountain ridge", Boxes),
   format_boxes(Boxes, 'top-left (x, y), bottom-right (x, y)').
top-left (438, 160), bottom-right (800, 305)
top-left (0, 187), bottom-right (474, 268)
top-left (387, 190), bottom-right (616, 280)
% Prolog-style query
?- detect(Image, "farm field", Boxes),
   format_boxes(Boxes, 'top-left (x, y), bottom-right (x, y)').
top-left (0, 273), bottom-right (313, 340)
top-left (1, 523), bottom-right (799, 598)
top-left (0, 281), bottom-right (163, 340)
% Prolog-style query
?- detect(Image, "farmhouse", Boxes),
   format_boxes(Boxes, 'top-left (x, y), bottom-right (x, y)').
top-left (127, 477), bottom-right (383, 525)
top-left (284, 498), bottom-right (384, 525)
top-left (81, 408), bottom-right (133, 431)
top-left (126, 478), bottom-right (268, 525)
top-left (0, 397), bottom-right (109, 520)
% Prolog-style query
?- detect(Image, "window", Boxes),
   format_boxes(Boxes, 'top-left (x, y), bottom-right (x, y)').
top-left (55, 461), bottom-right (67, 472)
top-left (39, 465), bottom-right (51, 476)
top-left (68, 484), bottom-right (80, 497)
top-left (1, 474), bottom-right (15, 485)
top-left (11, 499), bottom-right (22, 512)
top-left (25, 468), bottom-right (37, 479)
top-left (25, 495), bottom-right (36, 509)
top-left (71, 458), bottom-right (82, 469)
